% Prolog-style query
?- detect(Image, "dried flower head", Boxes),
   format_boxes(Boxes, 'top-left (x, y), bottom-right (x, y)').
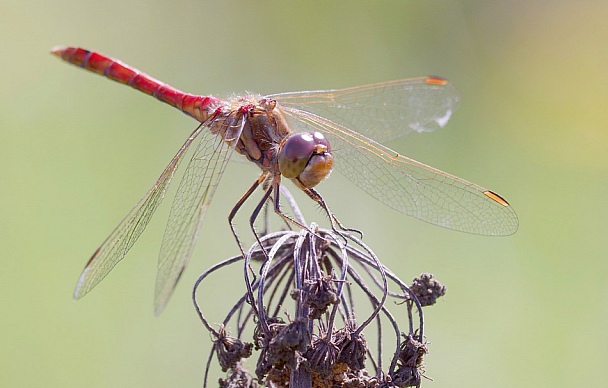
top-left (391, 334), bottom-right (429, 388)
top-left (218, 361), bottom-right (258, 388)
top-left (409, 273), bottom-right (446, 307)
top-left (214, 326), bottom-right (254, 372)
top-left (193, 213), bottom-right (446, 387)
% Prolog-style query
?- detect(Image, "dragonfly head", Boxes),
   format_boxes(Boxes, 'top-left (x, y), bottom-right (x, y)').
top-left (279, 132), bottom-right (334, 188)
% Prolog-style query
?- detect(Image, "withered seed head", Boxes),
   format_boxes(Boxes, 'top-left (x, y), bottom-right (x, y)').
top-left (303, 274), bottom-right (339, 319)
top-left (303, 335), bottom-right (339, 377)
top-left (253, 316), bottom-right (284, 350)
top-left (391, 334), bottom-right (428, 387)
top-left (214, 327), bottom-right (254, 372)
top-left (270, 318), bottom-right (310, 353)
top-left (409, 273), bottom-right (446, 307)
top-left (335, 325), bottom-right (367, 371)
top-left (218, 362), bottom-right (258, 388)
top-left (193, 223), bottom-right (444, 387)
top-left (255, 318), bottom-right (311, 380)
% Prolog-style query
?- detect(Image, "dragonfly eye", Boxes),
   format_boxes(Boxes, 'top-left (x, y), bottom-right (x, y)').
top-left (279, 132), bottom-right (333, 187)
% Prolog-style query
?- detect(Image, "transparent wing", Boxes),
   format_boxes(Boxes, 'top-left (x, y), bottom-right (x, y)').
top-left (153, 114), bottom-right (242, 315)
top-left (278, 106), bottom-right (518, 236)
top-left (73, 124), bottom-right (207, 300)
top-left (267, 77), bottom-right (459, 144)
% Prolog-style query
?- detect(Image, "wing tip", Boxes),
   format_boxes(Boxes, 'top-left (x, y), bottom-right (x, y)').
top-left (153, 293), bottom-right (170, 316)
top-left (153, 265), bottom-right (187, 316)
top-left (73, 271), bottom-right (88, 300)
top-left (482, 190), bottom-right (520, 236)
top-left (72, 246), bottom-right (102, 300)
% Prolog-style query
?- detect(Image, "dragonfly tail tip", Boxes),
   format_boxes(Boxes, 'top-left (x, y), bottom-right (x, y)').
top-left (50, 45), bottom-right (70, 58)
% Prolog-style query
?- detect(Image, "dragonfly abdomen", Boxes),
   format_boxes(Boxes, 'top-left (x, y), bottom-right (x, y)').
top-left (51, 46), bottom-right (220, 122)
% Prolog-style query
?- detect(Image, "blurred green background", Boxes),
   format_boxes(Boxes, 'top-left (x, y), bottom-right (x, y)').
top-left (2, 0), bottom-right (607, 386)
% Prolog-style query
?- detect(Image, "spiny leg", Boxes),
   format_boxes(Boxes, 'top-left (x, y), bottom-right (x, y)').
top-left (248, 176), bottom-right (313, 260)
top-left (279, 184), bottom-right (307, 226)
top-left (259, 182), bottom-right (308, 234)
top-left (248, 183), bottom-right (275, 260)
top-left (302, 187), bottom-right (363, 238)
top-left (259, 181), bottom-right (272, 236)
top-left (259, 180), bottom-right (295, 235)
top-left (270, 177), bottom-right (327, 238)
top-left (228, 171), bottom-right (270, 311)
top-left (228, 171), bottom-right (268, 258)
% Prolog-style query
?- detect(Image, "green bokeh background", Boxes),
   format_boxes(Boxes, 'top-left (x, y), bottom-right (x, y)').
top-left (2, 0), bottom-right (607, 387)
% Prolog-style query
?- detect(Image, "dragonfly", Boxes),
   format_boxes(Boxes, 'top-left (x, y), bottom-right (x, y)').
top-left (52, 46), bottom-right (518, 315)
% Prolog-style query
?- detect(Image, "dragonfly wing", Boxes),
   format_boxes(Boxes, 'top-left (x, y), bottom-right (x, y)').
top-left (153, 114), bottom-right (242, 315)
top-left (268, 77), bottom-right (459, 144)
top-left (279, 107), bottom-right (518, 236)
top-left (73, 124), bottom-right (207, 300)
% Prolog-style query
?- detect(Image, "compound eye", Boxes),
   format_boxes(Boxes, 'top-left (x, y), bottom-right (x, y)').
top-left (278, 132), bottom-right (331, 179)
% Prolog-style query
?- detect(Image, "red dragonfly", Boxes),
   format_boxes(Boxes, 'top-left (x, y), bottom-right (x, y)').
top-left (52, 46), bottom-right (518, 315)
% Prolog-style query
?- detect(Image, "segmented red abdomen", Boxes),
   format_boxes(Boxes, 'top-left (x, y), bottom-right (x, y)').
top-left (51, 46), bottom-right (221, 122)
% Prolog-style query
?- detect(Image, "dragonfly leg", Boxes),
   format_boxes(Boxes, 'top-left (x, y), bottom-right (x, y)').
top-left (248, 183), bottom-right (274, 260)
top-left (270, 178), bottom-right (320, 234)
top-left (246, 177), bottom-right (319, 266)
top-left (279, 184), bottom-right (307, 226)
top-left (304, 187), bottom-right (363, 239)
top-left (249, 176), bottom-right (316, 249)
top-left (228, 171), bottom-right (268, 258)
top-left (259, 181), bottom-right (304, 235)
top-left (259, 180), bottom-right (272, 236)
top-left (261, 184), bottom-right (308, 233)
top-left (227, 172), bottom-right (270, 312)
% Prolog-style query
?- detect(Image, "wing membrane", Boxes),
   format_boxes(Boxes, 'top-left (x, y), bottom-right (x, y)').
top-left (267, 77), bottom-right (459, 144)
top-left (279, 106), bottom-right (518, 236)
top-left (153, 114), bottom-right (242, 315)
top-left (73, 124), bottom-right (207, 300)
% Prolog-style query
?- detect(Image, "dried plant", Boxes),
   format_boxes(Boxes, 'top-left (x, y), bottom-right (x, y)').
top-left (193, 216), bottom-right (446, 387)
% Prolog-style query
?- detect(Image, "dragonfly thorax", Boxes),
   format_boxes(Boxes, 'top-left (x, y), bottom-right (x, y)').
top-left (229, 98), bottom-right (292, 170)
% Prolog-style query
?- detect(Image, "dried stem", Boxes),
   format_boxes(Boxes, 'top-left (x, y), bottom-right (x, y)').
top-left (192, 219), bottom-right (446, 388)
